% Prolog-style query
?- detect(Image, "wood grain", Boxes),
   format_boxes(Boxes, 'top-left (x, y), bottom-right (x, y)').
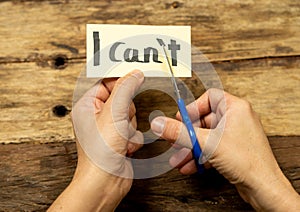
top-left (0, 0), bottom-right (299, 63)
top-left (0, 136), bottom-right (298, 211)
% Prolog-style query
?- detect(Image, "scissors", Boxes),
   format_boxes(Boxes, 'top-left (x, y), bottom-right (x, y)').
top-left (157, 38), bottom-right (204, 174)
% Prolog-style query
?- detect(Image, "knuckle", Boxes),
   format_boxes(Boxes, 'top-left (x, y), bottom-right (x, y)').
top-left (166, 121), bottom-right (181, 141)
top-left (206, 88), bottom-right (218, 97)
top-left (173, 124), bottom-right (182, 141)
top-left (241, 99), bottom-right (253, 111)
top-left (207, 88), bottom-right (225, 97)
top-left (234, 99), bottom-right (255, 116)
top-left (223, 92), bottom-right (231, 101)
top-left (207, 88), bottom-right (219, 93)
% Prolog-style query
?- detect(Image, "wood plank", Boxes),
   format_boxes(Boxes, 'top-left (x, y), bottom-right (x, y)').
top-left (1, 0), bottom-right (300, 143)
top-left (0, 0), bottom-right (300, 63)
top-left (0, 56), bottom-right (299, 143)
top-left (0, 136), bottom-right (299, 211)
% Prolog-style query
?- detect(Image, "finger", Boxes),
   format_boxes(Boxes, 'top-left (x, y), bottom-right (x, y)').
top-left (200, 112), bottom-right (219, 129)
top-left (129, 102), bottom-right (136, 120)
top-left (169, 148), bottom-right (193, 168)
top-left (94, 78), bottom-right (118, 110)
top-left (151, 116), bottom-right (190, 147)
top-left (151, 116), bottom-right (210, 150)
top-left (179, 160), bottom-right (197, 175)
top-left (178, 112), bottom-right (217, 129)
top-left (171, 143), bottom-right (182, 149)
top-left (107, 70), bottom-right (144, 122)
top-left (199, 88), bottom-right (226, 114)
top-left (94, 79), bottom-right (122, 113)
top-left (128, 114), bottom-right (138, 140)
top-left (176, 89), bottom-right (229, 128)
top-left (95, 82), bottom-right (110, 102)
top-left (102, 78), bottom-right (118, 93)
top-left (127, 130), bottom-right (144, 155)
top-left (130, 115), bottom-right (137, 131)
top-left (75, 83), bottom-right (101, 111)
top-left (94, 98), bottom-right (105, 114)
top-left (176, 100), bottom-right (200, 123)
top-left (151, 116), bottom-right (219, 164)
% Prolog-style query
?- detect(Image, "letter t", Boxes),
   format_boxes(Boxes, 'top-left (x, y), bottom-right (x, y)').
top-left (168, 39), bottom-right (180, 66)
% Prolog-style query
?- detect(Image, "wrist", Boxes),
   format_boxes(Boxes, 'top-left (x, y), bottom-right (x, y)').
top-left (240, 170), bottom-right (300, 211)
top-left (71, 172), bottom-right (131, 211)
top-left (72, 161), bottom-right (132, 210)
top-left (49, 159), bottom-right (132, 212)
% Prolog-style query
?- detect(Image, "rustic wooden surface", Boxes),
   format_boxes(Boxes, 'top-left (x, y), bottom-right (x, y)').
top-left (0, 136), bottom-right (299, 211)
top-left (0, 0), bottom-right (299, 211)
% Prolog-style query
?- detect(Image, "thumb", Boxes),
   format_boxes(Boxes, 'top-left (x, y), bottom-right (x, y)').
top-left (151, 116), bottom-right (217, 161)
top-left (106, 70), bottom-right (144, 122)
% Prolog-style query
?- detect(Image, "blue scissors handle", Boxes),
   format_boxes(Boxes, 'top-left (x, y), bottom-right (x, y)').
top-left (177, 98), bottom-right (204, 173)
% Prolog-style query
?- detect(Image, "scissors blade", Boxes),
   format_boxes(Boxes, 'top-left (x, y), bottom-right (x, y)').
top-left (156, 38), bottom-right (181, 99)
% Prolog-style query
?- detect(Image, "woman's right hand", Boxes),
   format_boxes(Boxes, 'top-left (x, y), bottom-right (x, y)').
top-left (151, 88), bottom-right (300, 211)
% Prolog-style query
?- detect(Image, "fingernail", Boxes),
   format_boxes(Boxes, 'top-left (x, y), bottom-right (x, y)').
top-left (151, 117), bottom-right (165, 136)
top-left (132, 69), bottom-right (144, 80)
top-left (169, 156), bottom-right (177, 167)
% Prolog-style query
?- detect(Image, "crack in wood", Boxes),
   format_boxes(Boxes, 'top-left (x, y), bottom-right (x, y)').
top-left (1, 54), bottom-right (299, 65)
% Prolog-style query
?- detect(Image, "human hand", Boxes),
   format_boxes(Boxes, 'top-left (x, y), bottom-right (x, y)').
top-left (151, 88), bottom-right (300, 211)
top-left (49, 70), bottom-right (144, 211)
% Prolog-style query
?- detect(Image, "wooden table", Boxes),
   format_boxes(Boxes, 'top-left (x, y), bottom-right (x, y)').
top-left (0, 0), bottom-right (299, 211)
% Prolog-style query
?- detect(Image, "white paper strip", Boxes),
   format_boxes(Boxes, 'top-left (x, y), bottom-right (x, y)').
top-left (86, 24), bottom-right (191, 78)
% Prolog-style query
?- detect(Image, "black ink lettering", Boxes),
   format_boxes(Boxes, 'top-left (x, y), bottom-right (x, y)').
top-left (108, 41), bottom-right (177, 64)
top-left (168, 39), bottom-right (180, 66)
top-left (144, 47), bottom-right (162, 63)
top-left (109, 42), bottom-right (124, 62)
top-left (124, 49), bottom-right (143, 62)
top-left (93, 32), bottom-right (100, 66)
